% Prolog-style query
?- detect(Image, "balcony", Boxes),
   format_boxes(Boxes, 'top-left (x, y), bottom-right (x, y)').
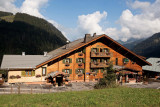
top-left (90, 62), bottom-right (109, 68)
top-left (91, 52), bottom-right (111, 58)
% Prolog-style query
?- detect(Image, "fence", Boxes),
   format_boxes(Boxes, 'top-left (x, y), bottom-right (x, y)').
top-left (0, 84), bottom-right (67, 94)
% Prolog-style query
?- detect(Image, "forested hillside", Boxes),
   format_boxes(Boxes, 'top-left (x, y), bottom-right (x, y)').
top-left (0, 11), bottom-right (13, 17)
top-left (132, 32), bottom-right (160, 58)
top-left (0, 12), bottom-right (67, 64)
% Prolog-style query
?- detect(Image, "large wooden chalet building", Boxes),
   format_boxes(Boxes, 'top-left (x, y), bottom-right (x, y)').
top-left (1, 34), bottom-right (151, 86)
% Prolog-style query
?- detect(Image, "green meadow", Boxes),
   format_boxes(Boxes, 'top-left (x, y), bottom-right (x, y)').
top-left (0, 87), bottom-right (160, 107)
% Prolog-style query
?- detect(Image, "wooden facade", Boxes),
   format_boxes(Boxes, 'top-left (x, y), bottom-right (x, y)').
top-left (38, 34), bottom-right (151, 84)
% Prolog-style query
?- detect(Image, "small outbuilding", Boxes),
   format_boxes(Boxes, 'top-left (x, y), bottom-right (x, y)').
top-left (143, 58), bottom-right (160, 79)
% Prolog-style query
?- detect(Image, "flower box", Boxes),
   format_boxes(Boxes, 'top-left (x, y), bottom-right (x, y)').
top-left (36, 74), bottom-right (41, 78)
top-left (65, 63), bottom-right (70, 66)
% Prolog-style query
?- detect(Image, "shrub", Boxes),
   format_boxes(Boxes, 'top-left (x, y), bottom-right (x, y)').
top-left (16, 75), bottom-right (21, 79)
top-left (36, 74), bottom-right (41, 78)
top-left (10, 75), bottom-right (16, 79)
top-left (94, 64), bottom-right (118, 89)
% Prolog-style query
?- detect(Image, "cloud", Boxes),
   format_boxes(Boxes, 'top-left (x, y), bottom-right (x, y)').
top-left (77, 11), bottom-right (107, 34)
top-left (20, 0), bottom-right (48, 18)
top-left (65, 0), bottom-right (160, 41)
top-left (0, 0), bottom-right (19, 13)
top-left (117, 0), bottom-right (160, 40)
top-left (59, 11), bottom-right (108, 41)
top-left (0, 0), bottom-right (49, 18)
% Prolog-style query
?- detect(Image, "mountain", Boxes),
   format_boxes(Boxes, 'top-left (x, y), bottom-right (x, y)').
top-left (122, 38), bottom-right (146, 50)
top-left (132, 32), bottom-right (160, 58)
top-left (117, 38), bottom-right (146, 50)
top-left (0, 11), bottom-right (13, 17)
top-left (0, 11), bottom-right (67, 64)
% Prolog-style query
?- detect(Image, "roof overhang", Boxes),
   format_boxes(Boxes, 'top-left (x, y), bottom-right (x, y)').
top-left (36, 34), bottom-right (151, 68)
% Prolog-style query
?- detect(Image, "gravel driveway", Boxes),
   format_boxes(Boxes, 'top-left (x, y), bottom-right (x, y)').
top-left (125, 82), bottom-right (160, 89)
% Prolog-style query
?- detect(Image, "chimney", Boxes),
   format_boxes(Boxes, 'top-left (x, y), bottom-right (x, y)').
top-left (84, 34), bottom-right (91, 43)
top-left (22, 52), bottom-right (25, 56)
top-left (44, 52), bottom-right (47, 56)
top-left (93, 33), bottom-right (96, 37)
top-left (65, 40), bottom-right (70, 49)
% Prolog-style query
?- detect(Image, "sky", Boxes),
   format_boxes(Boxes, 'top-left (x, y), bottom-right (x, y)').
top-left (0, 0), bottom-right (160, 41)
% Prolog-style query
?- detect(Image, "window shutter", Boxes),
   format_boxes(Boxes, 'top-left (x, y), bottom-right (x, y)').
top-left (91, 59), bottom-right (93, 62)
top-left (102, 48), bottom-right (104, 52)
top-left (69, 69), bottom-right (72, 74)
top-left (62, 69), bottom-right (65, 73)
top-left (97, 48), bottom-right (99, 52)
top-left (63, 59), bottom-right (66, 64)
top-left (102, 59), bottom-right (104, 62)
top-left (21, 71), bottom-right (26, 76)
top-left (83, 58), bottom-right (85, 63)
top-left (82, 69), bottom-right (85, 73)
top-left (82, 48), bottom-right (86, 53)
top-left (75, 69), bottom-right (78, 74)
top-left (76, 58), bottom-right (79, 63)
top-left (91, 48), bottom-right (93, 52)
top-left (70, 58), bottom-right (72, 63)
top-left (32, 70), bottom-right (35, 76)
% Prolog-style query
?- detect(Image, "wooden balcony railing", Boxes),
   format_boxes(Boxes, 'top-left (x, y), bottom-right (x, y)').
top-left (90, 62), bottom-right (109, 68)
top-left (91, 52), bottom-right (111, 57)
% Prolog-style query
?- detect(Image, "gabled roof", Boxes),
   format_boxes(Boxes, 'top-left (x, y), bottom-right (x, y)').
top-left (1, 55), bottom-right (52, 70)
top-left (143, 58), bottom-right (160, 72)
top-left (36, 34), bottom-right (151, 68)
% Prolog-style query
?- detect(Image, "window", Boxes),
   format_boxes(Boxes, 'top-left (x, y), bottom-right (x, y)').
top-left (64, 69), bottom-right (70, 74)
top-left (63, 69), bottom-right (72, 74)
top-left (65, 58), bottom-right (70, 63)
top-left (77, 69), bottom-right (83, 73)
top-left (116, 58), bottom-right (118, 65)
top-left (77, 58), bottom-right (83, 63)
top-left (104, 48), bottom-right (109, 53)
top-left (91, 69), bottom-right (98, 73)
top-left (25, 70), bottom-right (32, 76)
top-left (93, 59), bottom-right (97, 62)
top-left (100, 48), bottom-right (103, 52)
top-left (42, 67), bottom-right (46, 76)
top-left (93, 48), bottom-right (97, 52)
top-left (63, 58), bottom-right (72, 64)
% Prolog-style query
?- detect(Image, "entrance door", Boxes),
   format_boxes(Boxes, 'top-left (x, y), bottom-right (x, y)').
top-left (56, 76), bottom-right (63, 86)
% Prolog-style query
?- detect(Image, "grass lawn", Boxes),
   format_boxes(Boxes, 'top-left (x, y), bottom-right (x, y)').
top-left (0, 87), bottom-right (160, 107)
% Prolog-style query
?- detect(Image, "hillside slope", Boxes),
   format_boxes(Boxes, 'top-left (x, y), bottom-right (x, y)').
top-left (132, 32), bottom-right (160, 58)
top-left (0, 12), bottom-right (67, 64)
